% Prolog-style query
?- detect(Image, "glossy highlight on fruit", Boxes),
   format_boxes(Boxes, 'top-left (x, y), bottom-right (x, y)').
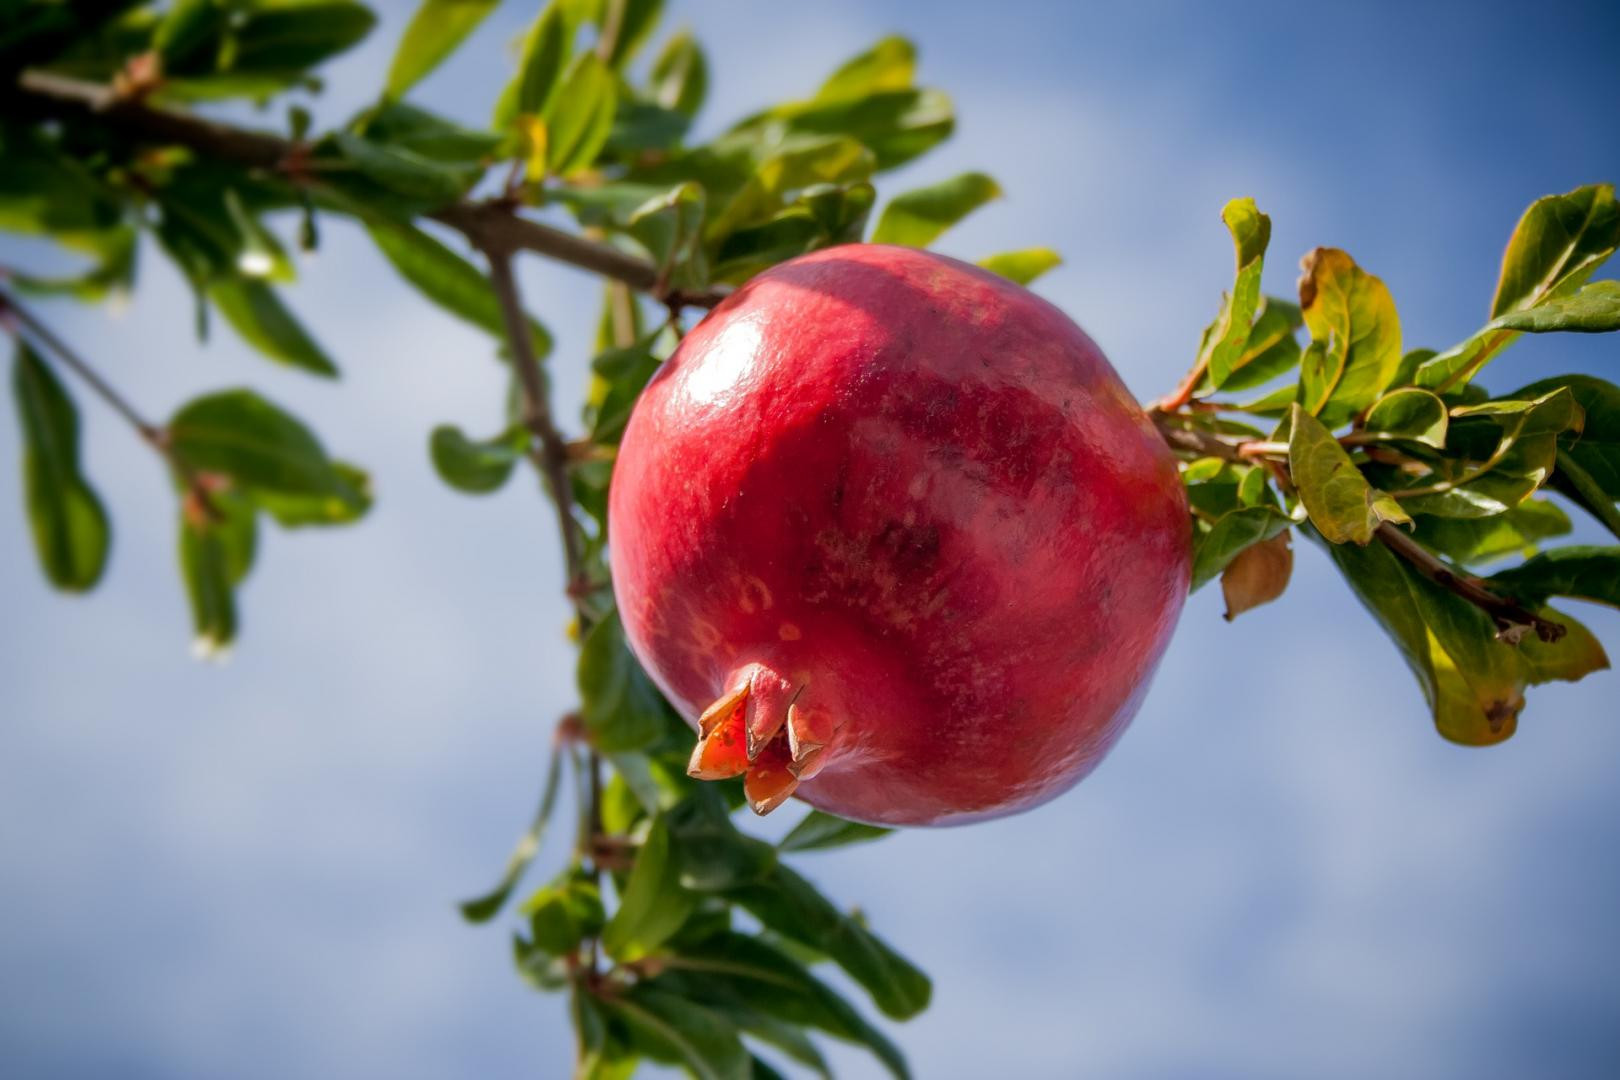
top-left (609, 244), bottom-right (1190, 826)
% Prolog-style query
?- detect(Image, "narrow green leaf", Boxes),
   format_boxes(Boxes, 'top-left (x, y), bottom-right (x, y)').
top-left (1411, 499), bottom-right (1571, 565)
top-left (208, 279), bottom-right (337, 377)
top-left (254, 461), bottom-right (371, 527)
top-left (976, 248), bottom-right (1061, 286)
top-left (609, 984), bottom-right (750, 1080)
top-left (815, 36), bottom-right (916, 102)
top-left (1489, 546), bottom-right (1620, 611)
top-left (1520, 606), bottom-right (1610, 685)
top-left (870, 171), bottom-right (1001, 248)
top-left (1492, 184), bottom-right (1620, 320)
top-left (728, 864), bottom-right (930, 1021)
top-left (1297, 247), bottom-right (1402, 424)
top-left (330, 132), bottom-right (470, 204)
top-left (596, 0), bottom-right (665, 69)
top-left (492, 1), bottom-right (575, 129)
top-left (429, 424), bottom-right (526, 494)
top-left (663, 932), bottom-right (909, 1079)
top-left (602, 815), bottom-right (697, 961)
top-left (665, 795), bottom-right (778, 891)
top-left (1217, 297), bottom-right (1303, 393)
top-left (1190, 506), bottom-right (1292, 592)
top-left (1488, 279), bottom-right (1620, 333)
top-left (168, 390), bottom-right (345, 496)
top-left (577, 611), bottom-right (672, 752)
top-left (779, 810), bottom-right (893, 853)
top-left (649, 30), bottom-right (708, 117)
top-left (366, 221), bottom-right (552, 358)
top-left (1362, 387), bottom-right (1449, 448)
top-left (1417, 184), bottom-right (1620, 390)
top-left (1204, 197), bottom-right (1271, 390)
top-left (521, 872), bottom-right (605, 953)
top-left (1288, 405), bottom-right (1410, 544)
top-left (546, 54), bottom-right (618, 176)
top-left (10, 342), bottom-right (110, 591)
top-left (386, 0), bottom-right (500, 101)
top-left (459, 748), bottom-right (565, 922)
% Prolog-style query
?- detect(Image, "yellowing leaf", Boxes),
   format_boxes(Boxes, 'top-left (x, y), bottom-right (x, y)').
top-left (1288, 404), bottom-right (1410, 544)
top-left (1296, 247), bottom-right (1402, 425)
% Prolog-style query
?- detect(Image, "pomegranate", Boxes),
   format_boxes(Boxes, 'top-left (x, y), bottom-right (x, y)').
top-left (608, 244), bottom-right (1189, 826)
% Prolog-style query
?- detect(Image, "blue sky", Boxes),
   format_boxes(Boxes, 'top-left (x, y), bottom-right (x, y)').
top-left (3, 1), bottom-right (1620, 1077)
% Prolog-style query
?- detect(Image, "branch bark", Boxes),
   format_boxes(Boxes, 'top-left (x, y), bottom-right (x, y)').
top-left (11, 70), bottom-right (730, 310)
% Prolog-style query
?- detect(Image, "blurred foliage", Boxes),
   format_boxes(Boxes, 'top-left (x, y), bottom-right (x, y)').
top-left (3, 1), bottom-right (1618, 1077)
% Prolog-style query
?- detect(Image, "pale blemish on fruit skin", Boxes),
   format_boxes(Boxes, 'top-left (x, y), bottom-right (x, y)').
top-left (610, 244), bottom-right (1190, 827)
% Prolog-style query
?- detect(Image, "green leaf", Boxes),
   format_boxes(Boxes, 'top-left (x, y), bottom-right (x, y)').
top-left (976, 248), bottom-right (1061, 286)
top-left (1417, 185), bottom-right (1620, 391)
top-left (208, 279), bottom-right (337, 377)
top-left (253, 461), bottom-right (371, 527)
top-left (1288, 405), bottom-right (1410, 544)
top-left (608, 984), bottom-right (750, 1080)
top-left (663, 932), bottom-right (909, 1079)
top-left (385, 0), bottom-right (500, 101)
top-left (596, 0), bottom-right (664, 69)
top-left (779, 88), bottom-right (953, 173)
top-left (168, 390), bottom-right (347, 496)
top-left (1395, 388), bottom-right (1581, 519)
top-left (177, 493), bottom-right (257, 659)
top-left (1487, 279), bottom-right (1620, 333)
top-left (1492, 184), bottom-right (1620, 320)
top-left (521, 872), bottom-right (605, 954)
top-left (1411, 499), bottom-right (1571, 565)
top-left (459, 749), bottom-right (565, 922)
top-left (329, 132), bottom-right (471, 205)
top-left (577, 610), bottom-right (671, 752)
top-left (1489, 546), bottom-right (1620, 611)
top-left (665, 794), bottom-right (778, 891)
top-left (10, 342), bottom-right (110, 591)
top-left (1216, 297), bottom-right (1303, 393)
top-left (491, 0), bottom-right (576, 129)
top-left (602, 815), bottom-right (697, 961)
top-left (1512, 375), bottom-right (1620, 498)
top-left (779, 810), bottom-right (893, 853)
top-left (11, 227), bottom-right (139, 304)
top-left (358, 102), bottom-right (503, 164)
top-left (1297, 247), bottom-right (1402, 425)
top-left (1203, 197), bottom-right (1271, 390)
top-left (156, 0), bottom-right (376, 97)
top-left (1362, 387), bottom-right (1449, 448)
top-left (815, 36), bottom-right (916, 102)
top-left (649, 30), bottom-right (708, 117)
top-left (366, 222), bottom-right (552, 358)
top-left (546, 54), bottom-right (618, 176)
top-left (870, 172), bottom-right (1001, 248)
top-left (1190, 506), bottom-right (1292, 592)
top-left (1520, 606), bottom-right (1610, 685)
top-left (429, 424), bottom-right (526, 494)
top-left (728, 864), bottom-right (930, 1021)
top-left (1320, 530), bottom-right (1529, 745)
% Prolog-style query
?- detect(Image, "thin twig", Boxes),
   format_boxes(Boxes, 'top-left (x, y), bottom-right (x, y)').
top-left (11, 70), bottom-right (730, 310)
top-left (482, 251), bottom-right (592, 618)
top-left (0, 288), bottom-right (165, 449)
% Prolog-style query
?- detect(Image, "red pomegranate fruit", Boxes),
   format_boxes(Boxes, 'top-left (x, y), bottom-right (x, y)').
top-left (608, 244), bottom-right (1190, 826)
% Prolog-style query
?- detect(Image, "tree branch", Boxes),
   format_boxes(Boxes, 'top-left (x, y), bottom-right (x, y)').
top-left (1149, 409), bottom-right (1565, 642)
top-left (483, 252), bottom-right (592, 619)
top-left (11, 70), bottom-right (730, 310)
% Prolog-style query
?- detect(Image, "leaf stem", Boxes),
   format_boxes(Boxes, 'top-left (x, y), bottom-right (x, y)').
top-left (11, 70), bottom-right (730, 310)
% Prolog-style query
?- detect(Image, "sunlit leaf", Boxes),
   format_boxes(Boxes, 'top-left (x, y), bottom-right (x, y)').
top-left (1362, 387), bottom-right (1448, 448)
top-left (1519, 606), bottom-right (1610, 685)
top-left (1411, 499), bottom-right (1570, 565)
top-left (546, 55), bottom-right (618, 176)
top-left (491, 0), bottom-right (576, 130)
top-left (815, 36), bottom-right (915, 102)
top-left (1203, 197), bottom-right (1270, 390)
top-left (1488, 279), bottom-right (1620, 333)
top-left (386, 0), bottom-right (500, 101)
top-left (1297, 247), bottom-right (1402, 424)
top-left (976, 248), bottom-right (1061, 286)
top-left (1288, 405), bottom-right (1410, 544)
top-left (870, 171), bottom-right (1000, 248)
top-left (168, 390), bottom-right (348, 496)
top-left (649, 30), bottom-right (708, 117)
